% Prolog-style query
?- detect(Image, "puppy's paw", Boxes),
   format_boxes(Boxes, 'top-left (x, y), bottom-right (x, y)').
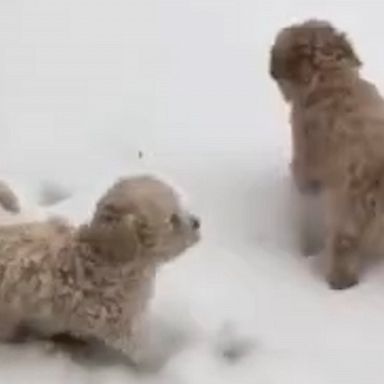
top-left (122, 347), bottom-right (166, 373)
top-left (327, 272), bottom-right (359, 290)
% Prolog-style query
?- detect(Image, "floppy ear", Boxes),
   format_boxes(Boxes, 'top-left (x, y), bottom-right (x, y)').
top-left (78, 213), bottom-right (141, 262)
top-left (336, 33), bottom-right (361, 67)
top-left (269, 34), bottom-right (314, 83)
top-left (269, 46), bottom-right (285, 79)
top-left (270, 46), bottom-right (313, 84)
top-left (310, 31), bottom-right (361, 72)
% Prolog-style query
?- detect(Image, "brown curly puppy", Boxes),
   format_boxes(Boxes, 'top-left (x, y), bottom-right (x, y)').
top-left (0, 175), bottom-right (200, 365)
top-left (270, 19), bottom-right (384, 290)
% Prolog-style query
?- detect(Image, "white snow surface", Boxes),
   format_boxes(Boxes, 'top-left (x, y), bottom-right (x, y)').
top-left (0, 1), bottom-right (384, 383)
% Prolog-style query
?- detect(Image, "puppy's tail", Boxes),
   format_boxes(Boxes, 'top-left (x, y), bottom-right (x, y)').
top-left (0, 181), bottom-right (20, 213)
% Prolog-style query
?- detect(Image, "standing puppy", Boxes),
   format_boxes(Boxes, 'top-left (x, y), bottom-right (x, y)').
top-left (0, 175), bottom-right (200, 366)
top-left (270, 20), bottom-right (384, 289)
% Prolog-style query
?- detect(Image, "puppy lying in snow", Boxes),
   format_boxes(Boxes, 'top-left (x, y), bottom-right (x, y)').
top-left (270, 20), bottom-right (384, 289)
top-left (0, 175), bottom-right (200, 366)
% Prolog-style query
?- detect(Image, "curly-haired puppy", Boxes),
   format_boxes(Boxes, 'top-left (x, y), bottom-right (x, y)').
top-left (270, 19), bottom-right (384, 290)
top-left (0, 175), bottom-right (200, 366)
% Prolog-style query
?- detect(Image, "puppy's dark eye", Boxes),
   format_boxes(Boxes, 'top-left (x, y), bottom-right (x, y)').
top-left (100, 204), bottom-right (120, 223)
top-left (101, 213), bottom-right (116, 223)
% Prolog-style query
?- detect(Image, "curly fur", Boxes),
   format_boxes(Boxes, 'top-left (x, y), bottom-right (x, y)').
top-left (0, 175), bottom-right (200, 365)
top-left (270, 20), bottom-right (384, 290)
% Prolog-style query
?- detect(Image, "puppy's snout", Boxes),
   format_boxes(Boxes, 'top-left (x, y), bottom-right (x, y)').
top-left (191, 216), bottom-right (200, 230)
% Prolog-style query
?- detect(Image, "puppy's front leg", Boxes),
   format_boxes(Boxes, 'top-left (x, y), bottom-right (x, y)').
top-left (325, 191), bottom-right (364, 290)
top-left (327, 231), bottom-right (361, 290)
top-left (95, 317), bottom-right (159, 371)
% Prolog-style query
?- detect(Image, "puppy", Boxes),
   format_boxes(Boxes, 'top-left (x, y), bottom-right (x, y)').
top-left (0, 175), bottom-right (200, 366)
top-left (270, 20), bottom-right (384, 289)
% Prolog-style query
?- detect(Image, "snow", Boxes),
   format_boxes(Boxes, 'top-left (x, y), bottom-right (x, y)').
top-left (0, 0), bottom-right (384, 383)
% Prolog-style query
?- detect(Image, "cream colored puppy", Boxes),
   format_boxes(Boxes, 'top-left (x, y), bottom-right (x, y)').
top-left (270, 20), bottom-right (384, 289)
top-left (0, 175), bottom-right (200, 367)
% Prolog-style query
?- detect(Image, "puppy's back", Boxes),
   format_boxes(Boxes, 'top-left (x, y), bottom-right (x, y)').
top-left (0, 220), bottom-right (73, 264)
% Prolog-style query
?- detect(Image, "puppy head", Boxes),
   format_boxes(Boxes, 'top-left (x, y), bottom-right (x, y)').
top-left (80, 175), bottom-right (200, 264)
top-left (270, 20), bottom-right (361, 98)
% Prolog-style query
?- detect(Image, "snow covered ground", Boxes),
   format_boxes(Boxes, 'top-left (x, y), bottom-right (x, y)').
top-left (1, 0), bottom-right (384, 383)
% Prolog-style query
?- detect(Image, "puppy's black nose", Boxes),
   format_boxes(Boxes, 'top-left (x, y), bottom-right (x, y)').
top-left (191, 216), bottom-right (200, 230)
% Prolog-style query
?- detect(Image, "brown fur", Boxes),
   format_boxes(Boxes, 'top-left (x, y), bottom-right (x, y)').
top-left (0, 175), bottom-right (200, 366)
top-left (270, 20), bottom-right (384, 289)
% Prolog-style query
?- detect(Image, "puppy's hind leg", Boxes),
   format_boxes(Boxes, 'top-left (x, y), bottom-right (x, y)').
top-left (86, 316), bottom-right (162, 371)
top-left (325, 189), bottom-right (369, 290)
